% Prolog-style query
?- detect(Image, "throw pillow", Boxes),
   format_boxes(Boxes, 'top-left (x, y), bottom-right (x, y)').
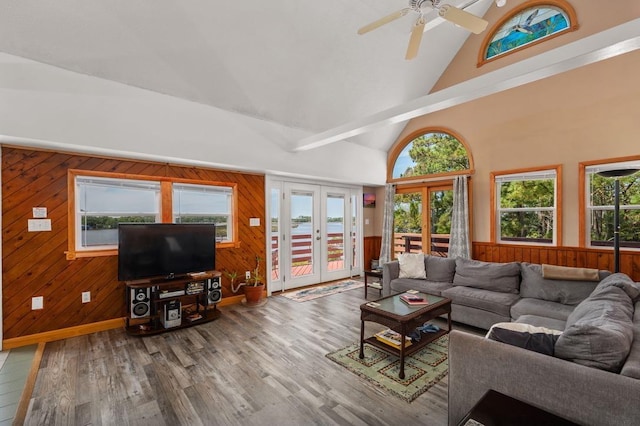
top-left (541, 264), bottom-right (601, 281)
top-left (398, 253), bottom-right (426, 279)
top-left (486, 322), bottom-right (561, 356)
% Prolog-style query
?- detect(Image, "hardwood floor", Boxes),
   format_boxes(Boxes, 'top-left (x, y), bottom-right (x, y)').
top-left (24, 285), bottom-right (474, 426)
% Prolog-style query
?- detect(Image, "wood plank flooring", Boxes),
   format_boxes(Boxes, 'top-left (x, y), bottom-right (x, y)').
top-left (24, 284), bottom-right (479, 426)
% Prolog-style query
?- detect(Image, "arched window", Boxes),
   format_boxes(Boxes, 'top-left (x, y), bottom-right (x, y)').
top-left (479, 0), bottom-right (578, 66)
top-left (387, 128), bottom-right (473, 259)
top-left (388, 129), bottom-right (473, 182)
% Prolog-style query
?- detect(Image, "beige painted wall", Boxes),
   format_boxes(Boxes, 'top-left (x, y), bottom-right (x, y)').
top-left (363, 185), bottom-right (386, 237)
top-left (393, 49), bottom-right (640, 245)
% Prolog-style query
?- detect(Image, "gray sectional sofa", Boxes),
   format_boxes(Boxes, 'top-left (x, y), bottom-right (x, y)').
top-left (382, 255), bottom-right (640, 425)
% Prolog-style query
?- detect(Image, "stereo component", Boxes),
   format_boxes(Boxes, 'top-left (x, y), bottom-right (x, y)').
top-left (206, 277), bottom-right (222, 305)
top-left (161, 300), bottom-right (182, 328)
top-left (130, 288), bottom-right (151, 318)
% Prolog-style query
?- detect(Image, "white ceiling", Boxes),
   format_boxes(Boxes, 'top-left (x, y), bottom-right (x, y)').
top-left (0, 0), bottom-right (494, 152)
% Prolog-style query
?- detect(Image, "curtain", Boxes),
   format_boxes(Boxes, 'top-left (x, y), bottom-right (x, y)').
top-left (448, 175), bottom-right (471, 259)
top-left (378, 184), bottom-right (396, 265)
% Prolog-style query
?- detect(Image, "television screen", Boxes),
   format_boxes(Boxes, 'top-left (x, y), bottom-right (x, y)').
top-left (118, 223), bottom-right (216, 281)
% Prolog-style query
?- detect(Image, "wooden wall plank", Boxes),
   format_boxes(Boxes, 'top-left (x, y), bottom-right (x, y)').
top-left (472, 242), bottom-right (640, 281)
top-left (2, 147), bottom-right (265, 340)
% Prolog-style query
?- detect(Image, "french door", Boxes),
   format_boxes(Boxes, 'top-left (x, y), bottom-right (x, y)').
top-left (267, 178), bottom-right (362, 292)
top-left (394, 184), bottom-right (453, 257)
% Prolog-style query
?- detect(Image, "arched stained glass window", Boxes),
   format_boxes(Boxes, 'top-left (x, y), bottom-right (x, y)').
top-left (479, 1), bottom-right (578, 65)
top-left (389, 130), bottom-right (472, 181)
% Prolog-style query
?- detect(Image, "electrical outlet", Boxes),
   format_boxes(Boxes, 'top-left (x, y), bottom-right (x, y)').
top-left (32, 296), bottom-right (44, 310)
top-left (82, 291), bottom-right (91, 303)
top-left (245, 271), bottom-right (251, 280)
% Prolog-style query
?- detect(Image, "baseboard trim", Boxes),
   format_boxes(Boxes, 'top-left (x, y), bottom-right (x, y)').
top-left (2, 295), bottom-right (252, 349)
top-left (2, 318), bottom-right (124, 349)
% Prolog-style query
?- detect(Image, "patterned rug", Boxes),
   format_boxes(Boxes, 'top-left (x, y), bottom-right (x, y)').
top-left (325, 335), bottom-right (448, 403)
top-left (279, 279), bottom-right (363, 302)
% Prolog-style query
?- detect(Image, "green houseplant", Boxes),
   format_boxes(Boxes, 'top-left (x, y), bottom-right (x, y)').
top-left (225, 256), bottom-right (265, 306)
top-left (243, 256), bottom-right (265, 306)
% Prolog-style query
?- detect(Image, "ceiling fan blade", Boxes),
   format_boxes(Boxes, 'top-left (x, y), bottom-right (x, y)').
top-left (405, 18), bottom-right (426, 60)
top-left (358, 8), bottom-right (409, 35)
top-left (438, 4), bottom-right (488, 34)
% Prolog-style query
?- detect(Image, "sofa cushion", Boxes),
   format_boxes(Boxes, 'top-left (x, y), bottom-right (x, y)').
top-left (621, 300), bottom-right (640, 379)
top-left (486, 322), bottom-right (562, 356)
top-left (510, 298), bottom-right (574, 322)
top-left (453, 258), bottom-right (520, 294)
top-left (390, 278), bottom-right (452, 297)
top-left (555, 274), bottom-right (635, 372)
top-left (442, 286), bottom-right (520, 317)
top-left (398, 252), bottom-right (426, 279)
top-left (425, 255), bottom-right (456, 283)
top-left (593, 272), bottom-right (640, 300)
top-left (520, 263), bottom-right (606, 305)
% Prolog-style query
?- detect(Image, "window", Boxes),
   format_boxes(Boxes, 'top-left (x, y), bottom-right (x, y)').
top-left (173, 183), bottom-right (233, 242)
top-left (68, 170), bottom-right (238, 259)
top-left (388, 128), bottom-right (473, 182)
top-left (76, 176), bottom-right (160, 250)
top-left (583, 160), bottom-right (640, 249)
top-left (479, 0), bottom-right (578, 66)
top-left (491, 167), bottom-right (561, 245)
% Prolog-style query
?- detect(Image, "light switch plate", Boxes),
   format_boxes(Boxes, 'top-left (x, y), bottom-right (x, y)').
top-left (32, 296), bottom-right (44, 310)
top-left (28, 219), bottom-right (52, 232)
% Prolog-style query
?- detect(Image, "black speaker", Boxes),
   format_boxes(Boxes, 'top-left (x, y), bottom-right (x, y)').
top-left (130, 288), bottom-right (151, 318)
top-left (206, 277), bottom-right (222, 305)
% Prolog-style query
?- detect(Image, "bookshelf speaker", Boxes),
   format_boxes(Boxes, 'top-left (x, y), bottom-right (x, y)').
top-left (206, 276), bottom-right (222, 304)
top-left (130, 288), bottom-right (151, 318)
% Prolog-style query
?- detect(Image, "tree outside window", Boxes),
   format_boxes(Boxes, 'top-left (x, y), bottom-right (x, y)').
top-left (492, 168), bottom-right (559, 245)
top-left (586, 164), bottom-right (640, 248)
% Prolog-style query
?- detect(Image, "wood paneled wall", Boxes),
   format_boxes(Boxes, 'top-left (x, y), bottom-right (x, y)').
top-left (2, 147), bottom-right (265, 340)
top-left (363, 236), bottom-right (381, 270)
top-left (473, 242), bottom-right (640, 281)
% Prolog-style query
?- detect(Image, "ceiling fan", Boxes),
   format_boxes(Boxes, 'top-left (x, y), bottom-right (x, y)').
top-left (358, 0), bottom-right (489, 60)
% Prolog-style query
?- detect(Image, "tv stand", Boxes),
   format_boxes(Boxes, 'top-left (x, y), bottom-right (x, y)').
top-left (124, 271), bottom-right (222, 336)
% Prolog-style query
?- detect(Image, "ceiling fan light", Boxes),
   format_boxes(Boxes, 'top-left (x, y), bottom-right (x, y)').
top-left (496, 0), bottom-right (507, 7)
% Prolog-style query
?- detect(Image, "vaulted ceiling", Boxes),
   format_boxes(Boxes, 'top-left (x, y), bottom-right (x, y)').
top-left (0, 0), bottom-right (493, 152)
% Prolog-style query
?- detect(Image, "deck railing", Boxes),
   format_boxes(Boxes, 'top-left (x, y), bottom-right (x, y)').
top-left (393, 233), bottom-right (450, 257)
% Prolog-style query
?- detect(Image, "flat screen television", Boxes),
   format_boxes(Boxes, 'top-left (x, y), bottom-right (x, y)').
top-left (118, 223), bottom-right (216, 281)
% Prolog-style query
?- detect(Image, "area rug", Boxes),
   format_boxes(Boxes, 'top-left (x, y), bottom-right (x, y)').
top-left (325, 335), bottom-right (448, 403)
top-left (280, 279), bottom-right (363, 302)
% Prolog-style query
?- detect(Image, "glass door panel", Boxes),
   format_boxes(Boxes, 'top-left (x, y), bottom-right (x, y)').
top-left (429, 188), bottom-right (453, 257)
top-left (285, 183), bottom-right (321, 289)
top-left (321, 187), bottom-right (353, 282)
top-left (393, 191), bottom-right (424, 257)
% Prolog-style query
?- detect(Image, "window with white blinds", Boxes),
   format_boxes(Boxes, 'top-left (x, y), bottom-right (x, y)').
top-left (76, 176), bottom-right (161, 250)
top-left (70, 172), bottom-right (238, 256)
top-left (493, 168), bottom-right (559, 245)
top-left (173, 183), bottom-right (233, 242)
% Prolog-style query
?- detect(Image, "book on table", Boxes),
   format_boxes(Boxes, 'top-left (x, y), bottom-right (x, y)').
top-left (399, 293), bottom-right (429, 305)
top-left (374, 329), bottom-right (412, 350)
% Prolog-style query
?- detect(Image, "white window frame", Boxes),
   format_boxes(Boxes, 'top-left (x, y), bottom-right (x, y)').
top-left (172, 183), bottom-right (234, 243)
top-left (75, 176), bottom-right (161, 252)
top-left (585, 160), bottom-right (640, 250)
top-left (494, 169), bottom-right (558, 246)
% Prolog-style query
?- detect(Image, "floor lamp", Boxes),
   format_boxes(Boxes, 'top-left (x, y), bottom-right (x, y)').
top-left (596, 168), bottom-right (639, 273)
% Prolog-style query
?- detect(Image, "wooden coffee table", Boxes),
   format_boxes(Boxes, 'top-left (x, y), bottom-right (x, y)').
top-left (359, 292), bottom-right (451, 379)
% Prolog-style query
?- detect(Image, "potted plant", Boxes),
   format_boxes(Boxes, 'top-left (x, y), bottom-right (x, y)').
top-left (243, 256), bottom-right (265, 306)
top-left (224, 270), bottom-right (243, 294)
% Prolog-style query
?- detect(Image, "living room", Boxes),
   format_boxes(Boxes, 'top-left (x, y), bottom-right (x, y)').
top-left (1, 0), bottom-right (640, 424)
